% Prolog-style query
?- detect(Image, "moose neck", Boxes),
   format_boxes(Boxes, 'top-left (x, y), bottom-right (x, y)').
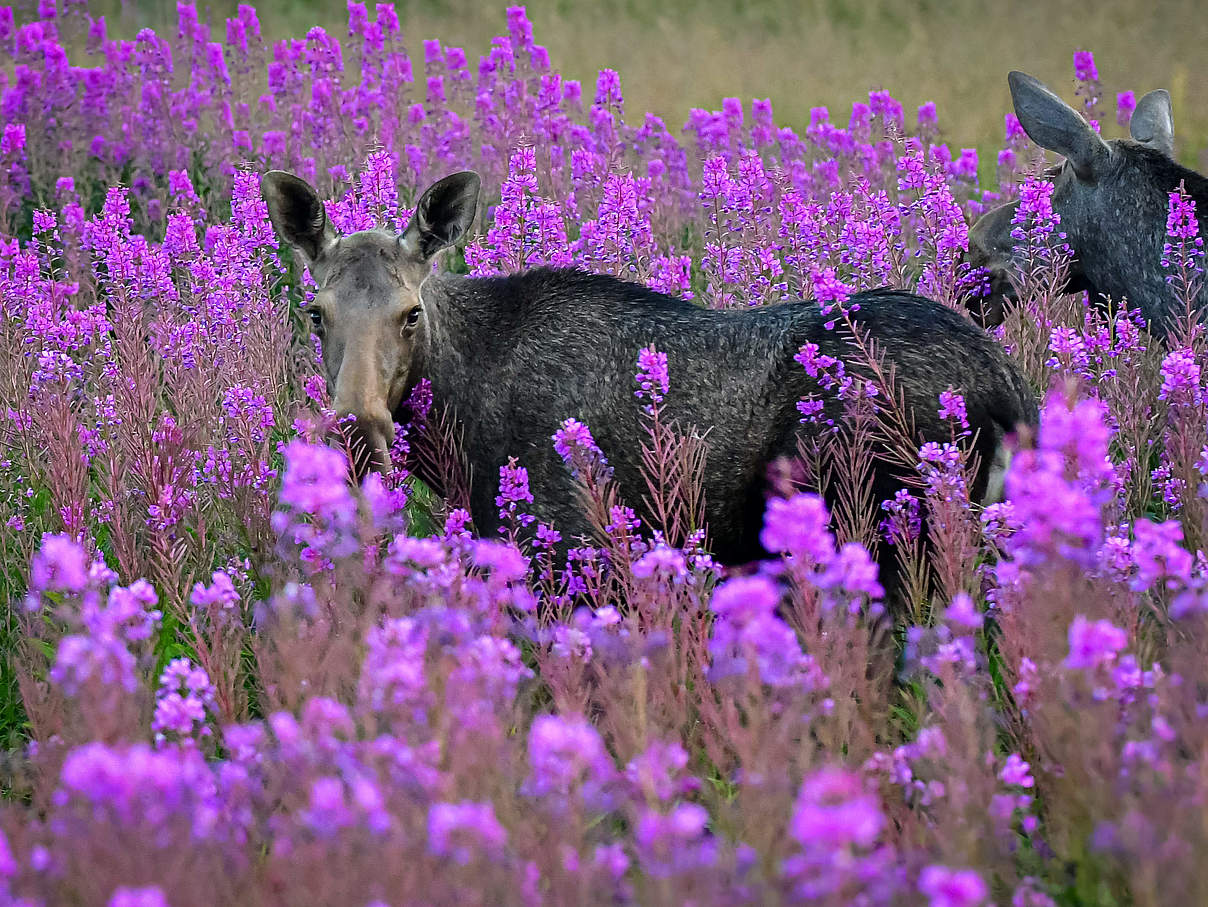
top-left (409, 272), bottom-right (502, 431)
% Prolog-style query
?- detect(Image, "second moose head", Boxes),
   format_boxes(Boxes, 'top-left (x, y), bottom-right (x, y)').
top-left (968, 70), bottom-right (1208, 338)
top-left (261, 169), bottom-right (481, 475)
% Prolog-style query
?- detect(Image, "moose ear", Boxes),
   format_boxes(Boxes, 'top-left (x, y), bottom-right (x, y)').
top-left (260, 170), bottom-right (335, 264)
top-left (400, 171), bottom-right (481, 261)
top-left (1130, 89), bottom-right (1175, 157)
top-left (1008, 70), bottom-right (1109, 181)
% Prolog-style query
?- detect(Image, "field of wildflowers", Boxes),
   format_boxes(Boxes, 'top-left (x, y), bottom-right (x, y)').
top-left (2, 2), bottom-right (1208, 905)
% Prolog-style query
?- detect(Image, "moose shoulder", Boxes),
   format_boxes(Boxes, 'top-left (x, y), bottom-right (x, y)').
top-left (263, 169), bottom-right (1038, 570)
top-left (969, 70), bottom-right (1208, 338)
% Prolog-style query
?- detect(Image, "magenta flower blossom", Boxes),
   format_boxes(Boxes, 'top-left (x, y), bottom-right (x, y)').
top-left (30, 533), bottom-right (89, 594)
top-left (1065, 615), bottom-right (1128, 670)
top-left (496, 457), bottom-right (536, 529)
top-left (108, 888), bottom-right (171, 907)
top-left (760, 493), bottom-right (836, 563)
top-left (635, 345), bottom-right (670, 410)
top-left (790, 766), bottom-right (883, 849)
top-left (1116, 90), bottom-right (1136, 126)
top-left (999, 753), bottom-right (1035, 788)
top-left (919, 865), bottom-right (989, 907)
top-left (634, 803), bottom-right (717, 878)
top-left (552, 417), bottom-right (612, 481)
top-left (938, 389), bottom-right (969, 429)
top-left (1073, 50), bottom-right (1098, 83)
top-left (428, 801), bottom-right (508, 865)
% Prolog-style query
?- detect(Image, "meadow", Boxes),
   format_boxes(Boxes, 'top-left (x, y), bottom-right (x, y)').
top-left (1, 1), bottom-right (1207, 905)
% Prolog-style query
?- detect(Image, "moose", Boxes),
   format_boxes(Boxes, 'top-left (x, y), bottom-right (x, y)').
top-left (262, 168), bottom-right (1037, 581)
top-left (969, 70), bottom-right (1208, 338)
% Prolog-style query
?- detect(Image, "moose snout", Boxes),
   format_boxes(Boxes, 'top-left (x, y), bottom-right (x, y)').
top-left (332, 402), bottom-right (395, 482)
top-left (966, 203), bottom-right (1020, 328)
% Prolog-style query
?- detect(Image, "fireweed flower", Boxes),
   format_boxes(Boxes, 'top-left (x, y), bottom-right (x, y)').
top-left (108, 888), bottom-right (171, 907)
top-left (999, 753), bottom-right (1035, 788)
top-left (783, 766), bottom-right (891, 899)
top-left (272, 440), bottom-right (359, 564)
top-left (427, 801), bottom-right (508, 865)
top-left (938, 389), bottom-right (969, 430)
top-left (1131, 519), bottom-right (1194, 593)
top-left (1158, 348), bottom-right (1202, 406)
top-left (496, 457), bottom-right (536, 530)
top-left (552, 418), bottom-right (612, 481)
top-left (524, 714), bottom-right (617, 811)
top-left (1010, 177), bottom-right (1072, 271)
top-left (29, 532), bottom-right (89, 594)
top-left (153, 658), bottom-right (215, 741)
top-left (918, 865), bottom-right (989, 907)
top-left (624, 740), bottom-right (697, 802)
top-left (635, 345), bottom-right (670, 411)
top-left (760, 493), bottom-right (835, 563)
top-left (1073, 50), bottom-right (1099, 83)
top-left (634, 803), bottom-right (717, 878)
top-left (1116, 90), bottom-right (1137, 126)
top-left (1064, 615), bottom-right (1128, 670)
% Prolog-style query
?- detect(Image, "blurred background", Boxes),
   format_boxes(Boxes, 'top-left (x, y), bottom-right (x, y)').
top-left (93, 0), bottom-right (1208, 166)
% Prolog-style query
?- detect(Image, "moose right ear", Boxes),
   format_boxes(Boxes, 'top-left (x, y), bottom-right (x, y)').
top-left (1008, 70), bottom-right (1109, 181)
top-left (260, 170), bottom-right (335, 264)
top-left (1130, 89), bottom-right (1175, 157)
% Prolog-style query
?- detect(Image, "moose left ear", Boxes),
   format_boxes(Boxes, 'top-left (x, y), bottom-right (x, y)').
top-left (1130, 89), bottom-right (1175, 157)
top-left (400, 171), bottom-right (481, 261)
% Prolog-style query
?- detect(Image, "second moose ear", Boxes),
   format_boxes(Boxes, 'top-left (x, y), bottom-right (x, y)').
top-left (261, 170), bottom-right (336, 265)
top-left (1130, 89), bottom-right (1175, 158)
top-left (400, 171), bottom-right (481, 262)
top-left (1008, 71), bottom-right (1110, 181)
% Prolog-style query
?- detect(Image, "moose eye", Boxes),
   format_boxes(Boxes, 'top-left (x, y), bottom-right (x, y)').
top-left (308, 308), bottom-right (324, 330)
top-left (404, 306), bottom-right (422, 330)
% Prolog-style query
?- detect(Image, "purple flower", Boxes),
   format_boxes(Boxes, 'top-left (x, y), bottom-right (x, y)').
top-left (1158, 348), bottom-right (1202, 406)
top-left (0, 828), bottom-right (15, 878)
top-left (938, 389), bottom-right (969, 429)
top-left (525, 715), bottom-right (616, 809)
top-left (496, 457), bottom-right (536, 529)
top-left (760, 493), bottom-right (835, 562)
top-left (30, 533), bottom-right (89, 593)
top-left (552, 418), bottom-right (611, 481)
top-left (277, 440), bottom-right (354, 521)
top-left (0, 122), bottom-right (25, 156)
top-left (710, 575), bottom-right (780, 624)
top-left (999, 753), bottom-right (1035, 788)
top-left (1131, 519), bottom-right (1193, 592)
top-left (1116, 90), bottom-right (1137, 126)
top-left (944, 592), bottom-right (982, 632)
top-left (51, 634), bottom-right (137, 696)
top-left (634, 803), bottom-right (716, 878)
top-left (108, 888), bottom-right (171, 907)
top-left (1073, 50), bottom-right (1098, 83)
top-left (428, 801), bottom-right (508, 865)
top-left (1064, 615), bottom-right (1127, 670)
top-left (635, 345), bottom-right (670, 410)
top-left (790, 767), bottom-right (883, 849)
top-left (919, 865), bottom-right (989, 907)
top-left (625, 740), bottom-right (695, 801)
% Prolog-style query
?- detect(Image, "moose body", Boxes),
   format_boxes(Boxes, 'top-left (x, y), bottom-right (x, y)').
top-left (262, 169), bottom-right (1037, 571)
top-left (969, 71), bottom-right (1208, 338)
top-left (411, 269), bottom-right (1034, 562)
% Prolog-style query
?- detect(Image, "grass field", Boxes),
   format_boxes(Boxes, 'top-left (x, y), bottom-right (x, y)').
top-left (99, 0), bottom-right (1208, 168)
